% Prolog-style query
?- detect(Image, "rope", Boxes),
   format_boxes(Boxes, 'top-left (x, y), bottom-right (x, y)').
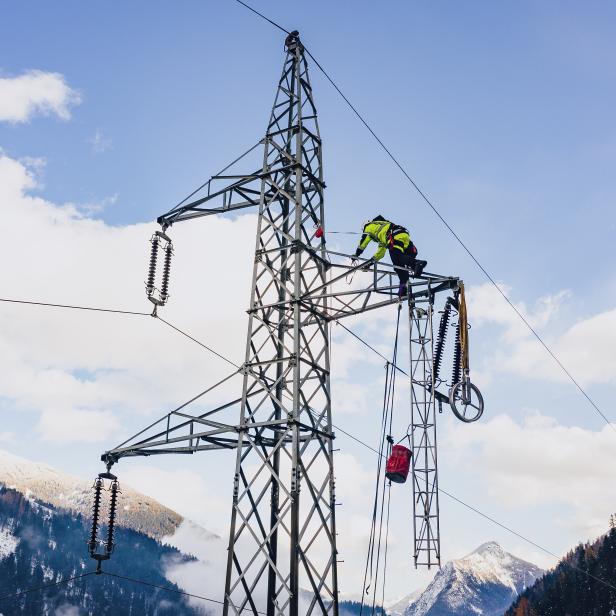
top-left (380, 483), bottom-right (392, 613)
top-left (360, 305), bottom-right (401, 615)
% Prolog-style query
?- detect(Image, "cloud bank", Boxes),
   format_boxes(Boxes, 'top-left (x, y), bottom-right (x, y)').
top-left (0, 70), bottom-right (81, 123)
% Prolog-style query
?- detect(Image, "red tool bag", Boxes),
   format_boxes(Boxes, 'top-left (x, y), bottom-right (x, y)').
top-left (385, 444), bottom-right (412, 484)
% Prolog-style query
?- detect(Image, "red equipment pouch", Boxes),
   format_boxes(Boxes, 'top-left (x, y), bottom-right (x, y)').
top-left (385, 444), bottom-right (412, 484)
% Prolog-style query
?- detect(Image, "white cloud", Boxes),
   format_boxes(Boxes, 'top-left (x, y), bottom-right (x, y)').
top-left (8, 148), bottom-right (613, 603)
top-left (467, 282), bottom-right (616, 386)
top-left (0, 70), bottom-right (81, 123)
top-left (37, 408), bottom-right (120, 443)
top-left (0, 152), bottom-right (254, 443)
top-left (121, 465), bottom-right (230, 534)
top-left (467, 282), bottom-right (569, 344)
top-left (444, 412), bottom-right (616, 538)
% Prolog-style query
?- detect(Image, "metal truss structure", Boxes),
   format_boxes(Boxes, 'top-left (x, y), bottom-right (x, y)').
top-left (100, 31), bottom-right (473, 614)
top-left (408, 298), bottom-right (440, 568)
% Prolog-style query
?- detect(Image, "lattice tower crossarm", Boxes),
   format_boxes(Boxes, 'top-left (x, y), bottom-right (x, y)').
top-left (97, 30), bottom-right (471, 615)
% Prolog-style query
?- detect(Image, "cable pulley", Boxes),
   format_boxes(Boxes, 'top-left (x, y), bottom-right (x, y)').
top-left (88, 471), bottom-right (121, 573)
top-left (145, 230), bottom-right (173, 309)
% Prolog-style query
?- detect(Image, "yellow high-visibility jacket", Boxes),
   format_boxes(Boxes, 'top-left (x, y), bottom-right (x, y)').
top-left (355, 219), bottom-right (410, 261)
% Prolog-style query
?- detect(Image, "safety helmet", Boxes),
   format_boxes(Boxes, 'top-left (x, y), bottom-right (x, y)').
top-left (363, 214), bottom-right (386, 230)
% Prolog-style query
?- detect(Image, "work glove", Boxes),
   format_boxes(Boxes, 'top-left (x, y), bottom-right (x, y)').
top-left (361, 258), bottom-right (374, 272)
top-left (350, 257), bottom-right (359, 267)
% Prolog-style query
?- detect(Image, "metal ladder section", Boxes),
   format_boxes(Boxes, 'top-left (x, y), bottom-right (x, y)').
top-left (408, 292), bottom-right (441, 568)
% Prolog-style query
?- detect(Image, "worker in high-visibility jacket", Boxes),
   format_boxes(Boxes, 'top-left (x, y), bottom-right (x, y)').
top-left (352, 215), bottom-right (427, 296)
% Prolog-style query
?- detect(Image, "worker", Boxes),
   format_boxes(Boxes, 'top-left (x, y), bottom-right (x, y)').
top-left (352, 215), bottom-right (427, 296)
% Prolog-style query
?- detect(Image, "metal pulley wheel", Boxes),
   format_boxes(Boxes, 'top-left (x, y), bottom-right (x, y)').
top-left (449, 378), bottom-right (484, 423)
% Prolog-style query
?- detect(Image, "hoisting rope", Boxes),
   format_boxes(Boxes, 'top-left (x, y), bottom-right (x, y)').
top-left (360, 304), bottom-right (401, 615)
top-left (457, 283), bottom-right (469, 373)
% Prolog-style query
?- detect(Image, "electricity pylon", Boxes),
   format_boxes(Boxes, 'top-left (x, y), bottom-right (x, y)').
top-left (101, 31), bottom-right (464, 614)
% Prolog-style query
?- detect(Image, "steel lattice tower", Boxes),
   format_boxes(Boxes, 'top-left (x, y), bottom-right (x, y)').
top-left (100, 31), bottom-right (469, 614)
top-left (221, 33), bottom-right (338, 614)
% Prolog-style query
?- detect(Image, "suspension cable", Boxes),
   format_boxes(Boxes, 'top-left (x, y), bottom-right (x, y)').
top-left (0, 571), bottom-right (95, 602)
top-left (100, 571), bottom-right (268, 615)
top-left (232, 0), bottom-right (614, 434)
top-left (155, 315), bottom-right (241, 369)
top-left (0, 297), bottom-right (149, 316)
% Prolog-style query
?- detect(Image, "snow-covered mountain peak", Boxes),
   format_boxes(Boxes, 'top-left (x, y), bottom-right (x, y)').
top-left (402, 542), bottom-right (544, 616)
top-left (455, 541), bottom-right (517, 589)
top-left (471, 541), bottom-right (507, 557)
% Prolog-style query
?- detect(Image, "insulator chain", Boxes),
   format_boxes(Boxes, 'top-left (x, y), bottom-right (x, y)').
top-left (433, 299), bottom-right (452, 383)
top-left (145, 230), bottom-right (173, 308)
top-left (160, 243), bottom-right (172, 302)
top-left (451, 321), bottom-right (463, 386)
top-left (146, 236), bottom-right (159, 294)
top-left (88, 476), bottom-right (103, 556)
top-left (88, 471), bottom-right (121, 571)
top-left (106, 479), bottom-right (119, 554)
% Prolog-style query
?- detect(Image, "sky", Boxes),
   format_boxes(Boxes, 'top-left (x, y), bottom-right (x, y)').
top-left (1, 0), bottom-right (616, 608)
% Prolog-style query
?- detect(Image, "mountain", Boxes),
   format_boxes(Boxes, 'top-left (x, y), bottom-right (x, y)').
top-left (0, 450), bottom-right (225, 614)
top-left (386, 589), bottom-right (425, 616)
top-left (505, 529), bottom-right (616, 615)
top-left (0, 448), bottom-right (182, 539)
top-left (400, 542), bottom-right (544, 616)
top-left (0, 486), bottom-right (203, 615)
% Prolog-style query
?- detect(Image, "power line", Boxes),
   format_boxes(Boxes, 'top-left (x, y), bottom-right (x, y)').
top-left (155, 315), bottom-right (241, 369)
top-left (0, 289), bottom-right (608, 579)
top-left (0, 571), bottom-right (95, 602)
top-left (336, 320), bottom-right (408, 376)
top-left (234, 0), bottom-right (289, 35)
top-left (0, 297), bottom-right (149, 317)
top-left (3, 298), bottom-right (610, 600)
top-left (151, 315), bottom-right (616, 595)
top-left (232, 0), bottom-right (614, 433)
top-left (339, 423), bottom-right (616, 594)
top-left (101, 571), bottom-right (268, 615)
top-left (305, 46), bottom-right (615, 434)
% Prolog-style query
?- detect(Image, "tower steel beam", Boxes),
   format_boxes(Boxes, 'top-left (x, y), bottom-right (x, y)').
top-left (98, 30), bottom-right (480, 614)
top-left (408, 290), bottom-right (441, 568)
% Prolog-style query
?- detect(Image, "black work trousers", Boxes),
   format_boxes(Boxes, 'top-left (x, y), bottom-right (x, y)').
top-left (389, 245), bottom-right (417, 285)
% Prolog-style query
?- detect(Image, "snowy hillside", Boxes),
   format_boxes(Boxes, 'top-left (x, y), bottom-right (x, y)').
top-left (0, 486), bottom-right (199, 615)
top-left (0, 448), bottom-right (181, 539)
top-left (401, 542), bottom-right (544, 616)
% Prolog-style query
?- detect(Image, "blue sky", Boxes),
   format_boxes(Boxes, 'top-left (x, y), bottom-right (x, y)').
top-left (1, 0), bottom-right (616, 605)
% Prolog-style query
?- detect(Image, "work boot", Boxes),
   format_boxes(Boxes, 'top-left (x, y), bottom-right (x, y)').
top-left (413, 260), bottom-right (427, 277)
